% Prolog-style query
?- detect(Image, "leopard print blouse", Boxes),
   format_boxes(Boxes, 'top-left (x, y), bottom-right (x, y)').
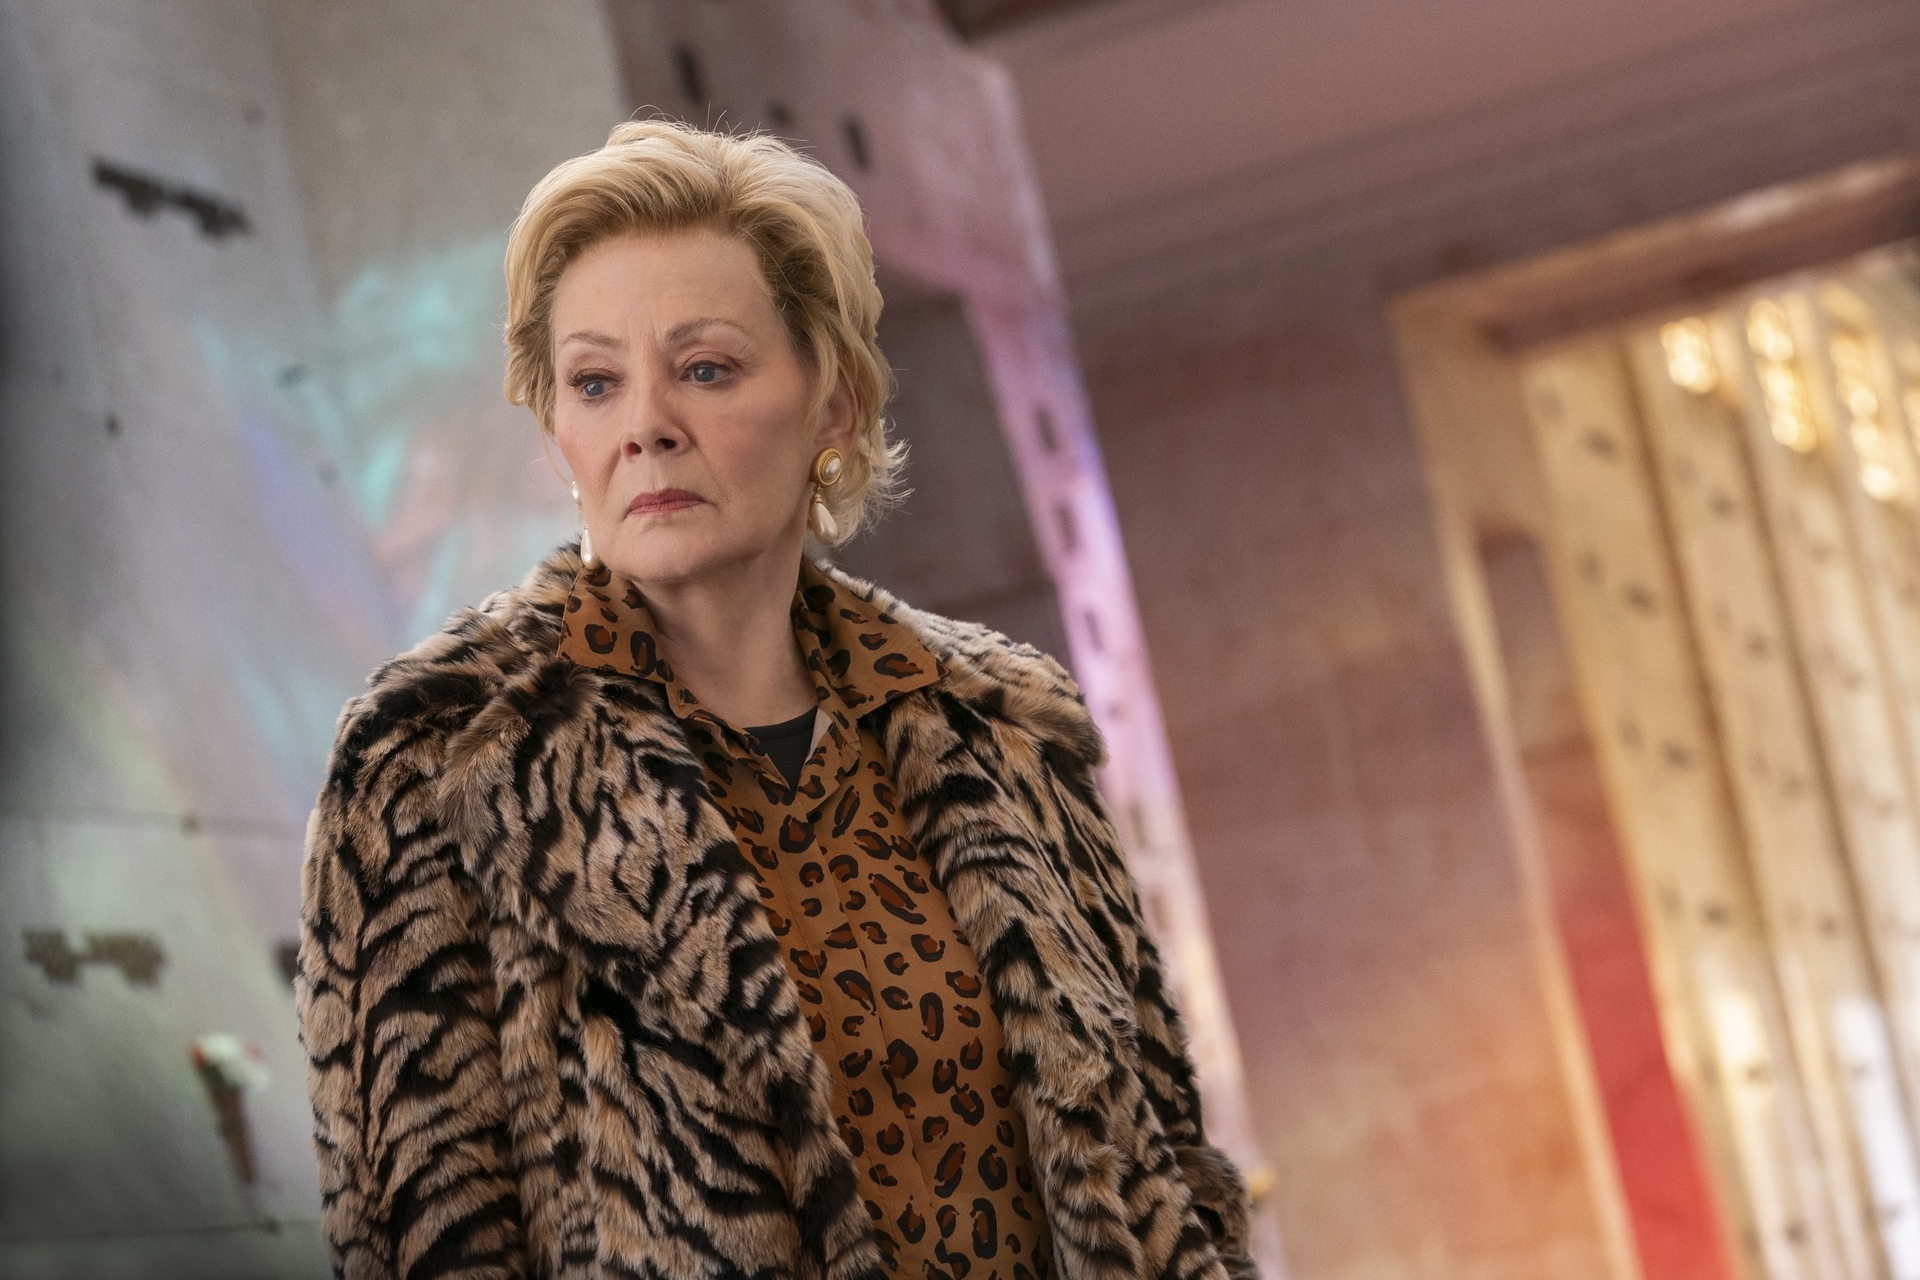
top-left (558, 559), bottom-right (1054, 1280)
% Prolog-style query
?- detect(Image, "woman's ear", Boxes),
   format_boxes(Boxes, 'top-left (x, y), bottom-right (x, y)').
top-left (817, 375), bottom-right (859, 454)
top-left (537, 429), bottom-right (576, 493)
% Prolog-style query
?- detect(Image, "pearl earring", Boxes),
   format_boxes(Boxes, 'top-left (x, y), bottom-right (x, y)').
top-left (809, 448), bottom-right (845, 542)
top-left (571, 483), bottom-right (597, 568)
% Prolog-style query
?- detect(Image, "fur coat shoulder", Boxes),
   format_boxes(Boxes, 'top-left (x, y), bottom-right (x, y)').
top-left (296, 548), bottom-right (1256, 1280)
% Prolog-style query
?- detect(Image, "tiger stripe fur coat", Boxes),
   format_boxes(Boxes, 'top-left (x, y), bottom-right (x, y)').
top-left (296, 548), bottom-right (1257, 1280)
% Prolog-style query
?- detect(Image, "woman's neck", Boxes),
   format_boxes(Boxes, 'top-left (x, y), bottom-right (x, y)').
top-left (634, 545), bottom-right (816, 731)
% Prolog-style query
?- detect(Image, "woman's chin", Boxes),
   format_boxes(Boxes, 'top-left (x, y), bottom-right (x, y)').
top-left (601, 532), bottom-right (759, 588)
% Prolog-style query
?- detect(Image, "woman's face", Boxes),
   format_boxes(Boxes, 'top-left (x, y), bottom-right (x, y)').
top-left (550, 229), bottom-right (851, 588)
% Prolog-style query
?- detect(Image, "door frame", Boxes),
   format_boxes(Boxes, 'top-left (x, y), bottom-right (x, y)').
top-left (1387, 152), bottom-right (1920, 1280)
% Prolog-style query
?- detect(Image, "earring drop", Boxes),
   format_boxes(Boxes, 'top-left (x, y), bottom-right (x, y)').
top-left (809, 448), bottom-right (845, 542)
top-left (571, 483), bottom-right (597, 568)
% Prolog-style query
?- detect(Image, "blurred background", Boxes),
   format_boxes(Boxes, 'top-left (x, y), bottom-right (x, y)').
top-left (4, 1), bottom-right (1920, 1278)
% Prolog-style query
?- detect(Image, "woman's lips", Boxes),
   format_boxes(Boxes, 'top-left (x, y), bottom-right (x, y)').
top-left (627, 488), bottom-right (706, 516)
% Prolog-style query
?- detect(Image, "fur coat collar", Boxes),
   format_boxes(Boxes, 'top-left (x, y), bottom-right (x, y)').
top-left (297, 548), bottom-right (1255, 1280)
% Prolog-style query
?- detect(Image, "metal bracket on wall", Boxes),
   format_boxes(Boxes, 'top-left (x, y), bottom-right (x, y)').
top-left (192, 1034), bottom-right (269, 1185)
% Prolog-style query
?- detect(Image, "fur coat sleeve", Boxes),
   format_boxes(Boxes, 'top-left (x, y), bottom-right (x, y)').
top-left (297, 624), bottom-right (530, 1280)
top-left (1042, 747), bottom-right (1257, 1280)
top-left (881, 609), bottom-right (1257, 1280)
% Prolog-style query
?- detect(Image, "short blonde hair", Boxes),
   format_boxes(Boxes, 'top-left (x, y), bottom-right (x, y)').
top-left (504, 120), bottom-right (901, 543)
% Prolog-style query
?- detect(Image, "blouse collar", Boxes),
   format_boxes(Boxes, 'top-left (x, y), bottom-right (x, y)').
top-left (555, 558), bottom-right (944, 729)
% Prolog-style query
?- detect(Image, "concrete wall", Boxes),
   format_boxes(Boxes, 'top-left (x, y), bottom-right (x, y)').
top-left (1084, 285), bottom-right (1598, 1280)
top-left (992, 2), bottom-right (1920, 1278)
top-left (0, 2), bottom-right (620, 1272)
top-left (1, 4), bottom-right (340, 1273)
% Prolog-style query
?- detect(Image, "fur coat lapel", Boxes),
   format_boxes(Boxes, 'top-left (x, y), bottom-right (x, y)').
top-left (298, 548), bottom-right (1255, 1280)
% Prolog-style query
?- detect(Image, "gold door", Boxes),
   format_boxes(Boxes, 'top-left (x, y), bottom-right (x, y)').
top-left (1519, 242), bottom-right (1920, 1280)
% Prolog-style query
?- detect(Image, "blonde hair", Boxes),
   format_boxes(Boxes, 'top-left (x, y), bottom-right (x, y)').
top-left (504, 119), bottom-right (901, 543)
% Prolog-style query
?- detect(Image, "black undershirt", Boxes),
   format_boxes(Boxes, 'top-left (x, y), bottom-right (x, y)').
top-left (744, 708), bottom-right (817, 788)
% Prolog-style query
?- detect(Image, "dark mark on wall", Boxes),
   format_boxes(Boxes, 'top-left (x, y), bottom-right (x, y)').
top-left (24, 929), bottom-right (166, 985)
top-left (673, 45), bottom-right (706, 103)
top-left (275, 939), bottom-right (300, 985)
top-left (1055, 502), bottom-right (1077, 554)
top-left (1033, 405), bottom-right (1058, 453)
top-left (92, 159), bottom-right (250, 240)
top-left (842, 116), bottom-right (871, 171)
top-left (105, 414), bottom-right (120, 436)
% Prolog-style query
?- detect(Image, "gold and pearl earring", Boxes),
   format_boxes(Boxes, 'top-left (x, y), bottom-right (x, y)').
top-left (571, 482), bottom-right (597, 568)
top-left (809, 448), bottom-right (845, 542)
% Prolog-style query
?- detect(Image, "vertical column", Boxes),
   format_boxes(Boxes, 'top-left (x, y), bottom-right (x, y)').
top-left (1629, 320), bottom-right (1906, 1277)
top-left (1719, 291), bottom-right (1920, 1183)
top-left (963, 294), bottom-right (1264, 1204)
top-left (1524, 343), bottom-right (1846, 1280)
top-left (1805, 280), bottom-right (1920, 839)
top-left (598, 3), bottom-right (1280, 1270)
top-left (1481, 527), bottom-right (1735, 1280)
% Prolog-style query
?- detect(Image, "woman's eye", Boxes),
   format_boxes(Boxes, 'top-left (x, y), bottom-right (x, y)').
top-left (579, 377), bottom-right (608, 399)
top-left (689, 362), bottom-right (723, 384)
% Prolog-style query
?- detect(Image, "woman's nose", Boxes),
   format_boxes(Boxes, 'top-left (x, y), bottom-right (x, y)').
top-left (623, 431), bottom-right (678, 456)
top-left (622, 380), bottom-right (686, 456)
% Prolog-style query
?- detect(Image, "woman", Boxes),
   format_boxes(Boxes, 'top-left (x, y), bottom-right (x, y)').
top-left (297, 120), bottom-right (1255, 1280)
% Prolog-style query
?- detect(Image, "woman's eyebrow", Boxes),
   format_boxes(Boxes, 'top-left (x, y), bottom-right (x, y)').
top-left (664, 316), bottom-right (752, 345)
top-left (558, 329), bottom-right (622, 351)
